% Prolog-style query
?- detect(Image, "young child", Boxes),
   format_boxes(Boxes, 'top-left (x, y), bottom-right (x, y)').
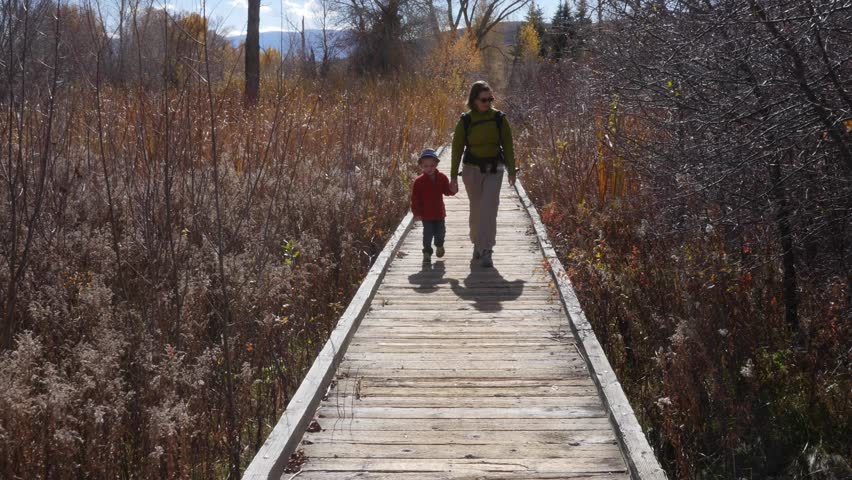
top-left (410, 148), bottom-right (456, 264)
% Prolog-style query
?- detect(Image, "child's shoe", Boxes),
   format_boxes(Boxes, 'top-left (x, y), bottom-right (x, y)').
top-left (423, 252), bottom-right (432, 264)
top-left (436, 246), bottom-right (445, 258)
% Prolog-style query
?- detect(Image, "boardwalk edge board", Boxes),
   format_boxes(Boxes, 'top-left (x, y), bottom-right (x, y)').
top-left (242, 141), bottom-right (435, 479)
top-left (514, 179), bottom-right (668, 480)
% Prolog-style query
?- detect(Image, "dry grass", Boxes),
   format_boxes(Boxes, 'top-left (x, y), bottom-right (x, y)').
top-left (507, 63), bottom-right (851, 479)
top-left (0, 66), bottom-right (465, 477)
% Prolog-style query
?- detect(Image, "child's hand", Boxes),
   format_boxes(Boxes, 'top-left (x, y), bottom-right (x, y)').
top-left (450, 179), bottom-right (459, 194)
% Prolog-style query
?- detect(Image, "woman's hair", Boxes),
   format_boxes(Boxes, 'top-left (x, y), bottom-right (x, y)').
top-left (466, 81), bottom-right (492, 111)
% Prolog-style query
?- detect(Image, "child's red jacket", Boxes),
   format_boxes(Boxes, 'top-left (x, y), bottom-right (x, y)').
top-left (410, 170), bottom-right (455, 221)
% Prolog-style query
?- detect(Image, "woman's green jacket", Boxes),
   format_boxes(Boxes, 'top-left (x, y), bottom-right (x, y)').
top-left (450, 107), bottom-right (515, 180)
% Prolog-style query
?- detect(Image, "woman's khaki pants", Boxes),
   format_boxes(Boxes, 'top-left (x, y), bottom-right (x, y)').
top-left (462, 166), bottom-right (504, 252)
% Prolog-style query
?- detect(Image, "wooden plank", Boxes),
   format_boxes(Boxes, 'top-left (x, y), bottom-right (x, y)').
top-left (301, 443), bottom-right (624, 460)
top-left (329, 370), bottom-right (590, 379)
top-left (332, 385), bottom-right (599, 397)
top-left (344, 345), bottom-right (576, 353)
top-left (341, 352), bottom-right (576, 361)
top-left (318, 396), bottom-right (604, 408)
top-left (360, 311), bottom-right (565, 318)
top-left (368, 301), bottom-right (562, 307)
top-left (337, 359), bottom-right (587, 369)
top-left (353, 327), bottom-right (572, 335)
top-left (357, 321), bottom-right (568, 328)
top-left (304, 417), bottom-right (615, 432)
top-left (298, 458), bottom-right (627, 474)
top-left (376, 283), bottom-right (558, 296)
top-left (315, 406), bottom-right (607, 419)
top-left (301, 430), bottom-right (618, 445)
top-left (293, 473), bottom-right (629, 480)
top-left (375, 289), bottom-right (554, 296)
top-left (349, 336), bottom-right (572, 343)
top-left (364, 310), bottom-right (563, 316)
top-left (336, 378), bottom-right (596, 388)
top-left (379, 281), bottom-right (553, 286)
top-left (514, 180), bottom-right (667, 479)
top-left (346, 338), bottom-right (575, 346)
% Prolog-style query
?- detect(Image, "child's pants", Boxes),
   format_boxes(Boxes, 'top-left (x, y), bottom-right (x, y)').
top-left (462, 166), bottom-right (503, 252)
top-left (422, 219), bottom-right (446, 254)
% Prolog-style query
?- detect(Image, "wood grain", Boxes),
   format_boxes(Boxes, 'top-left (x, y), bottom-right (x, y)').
top-left (247, 149), bottom-right (662, 479)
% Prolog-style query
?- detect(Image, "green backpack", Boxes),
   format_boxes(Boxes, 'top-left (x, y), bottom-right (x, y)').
top-left (461, 110), bottom-right (505, 173)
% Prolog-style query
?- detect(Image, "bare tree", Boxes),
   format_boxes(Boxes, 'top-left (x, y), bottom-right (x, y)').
top-left (335, 0), bottom-right (442, 72)
top-left (245, 0), bottom-right (260, 105)
top-left (599, 0), bottom-right (852, 334)
top-left (446, 0), bottom-right (529, 47)
top-left (335, 0), bottom-right (406, 72)
top-left (313, 0), bottom-right (344, 75)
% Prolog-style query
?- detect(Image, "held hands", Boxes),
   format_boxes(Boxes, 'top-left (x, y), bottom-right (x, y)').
top-left (508, 174), bottom-right (516, 187)
top-left (413, 214), bottom-right (423, 222)
top-left (450, 179), bottom-right (459, 194)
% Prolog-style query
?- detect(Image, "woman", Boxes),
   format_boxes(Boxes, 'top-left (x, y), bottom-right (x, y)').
top-left (449, 81), bottom-right (516, 268)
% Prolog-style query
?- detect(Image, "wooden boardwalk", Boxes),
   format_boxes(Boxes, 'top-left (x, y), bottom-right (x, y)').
top-left (290, 173), bottom-right (629, 479)
top-left (244, 149), bottom-right (665, 480)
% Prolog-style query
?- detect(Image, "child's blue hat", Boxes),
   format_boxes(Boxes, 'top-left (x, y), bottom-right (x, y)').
top-left (419, 148), bottom-right (440, 162)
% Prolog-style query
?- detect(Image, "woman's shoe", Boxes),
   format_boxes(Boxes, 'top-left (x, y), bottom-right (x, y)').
top-left (480, 250), bottom-right (493, 268)
top-left (472, 247), bottom-right (481, 260)
top-left (423, 252), bottom-right (431, 264)
top-left (436, 246), bottom-right (445, 258)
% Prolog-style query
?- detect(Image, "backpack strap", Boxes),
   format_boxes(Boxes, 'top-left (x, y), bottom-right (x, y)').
top-left (461, 112), bottom-right (472, 149)
top-left (494, 110), bottom-right (505, 149)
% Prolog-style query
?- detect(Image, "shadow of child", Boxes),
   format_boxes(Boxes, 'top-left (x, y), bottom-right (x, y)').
top-left (407, 260), bottom-right (448, 294)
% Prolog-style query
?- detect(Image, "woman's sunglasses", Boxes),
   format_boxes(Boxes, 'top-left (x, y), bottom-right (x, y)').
top-left (478, 97), bottom-right (495, 103)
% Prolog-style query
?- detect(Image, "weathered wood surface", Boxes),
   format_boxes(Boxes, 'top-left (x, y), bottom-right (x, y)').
top-left (277, 159), bottom-right (656, 479)
top-left (246, 147), bottom-right (664, 479)
top-left (515, 182), bottom-right (668, 479)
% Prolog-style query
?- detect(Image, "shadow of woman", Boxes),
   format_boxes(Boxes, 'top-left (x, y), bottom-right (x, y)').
top-left (448, 264), bottom-right (525, 312)
top-left (406, 260), bottom-right (447, 294)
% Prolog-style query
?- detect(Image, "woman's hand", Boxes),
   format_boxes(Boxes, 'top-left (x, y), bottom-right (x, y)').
top-left (450, 179), bottom-right (459, 194)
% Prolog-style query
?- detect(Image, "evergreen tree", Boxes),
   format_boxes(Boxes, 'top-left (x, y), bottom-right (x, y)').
top-left (573, 0), bottom-right (591, 54)
top-left (576, 0), bottom-right (591, 24)
top-left (547, 0), bottom-right (574, 60)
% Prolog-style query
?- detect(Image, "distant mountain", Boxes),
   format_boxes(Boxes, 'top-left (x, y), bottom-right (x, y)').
top-left (492, 21), bottom-right (523, 47)
top-left (228, 30), bottom-right (351, 59)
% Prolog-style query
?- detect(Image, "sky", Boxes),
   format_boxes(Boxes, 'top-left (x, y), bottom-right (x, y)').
top-left (152, 0), bottom-right (566, 35)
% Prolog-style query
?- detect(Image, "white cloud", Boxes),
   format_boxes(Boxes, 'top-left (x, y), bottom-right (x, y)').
top-left (153, 1), bottom-right (178, 11)
top-left (260, 4), bottom-right (272, 12)
top-left (283, 0), bottom-right (319, 20)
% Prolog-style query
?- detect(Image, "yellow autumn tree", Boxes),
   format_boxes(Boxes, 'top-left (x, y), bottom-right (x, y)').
top-left (516, 23), bottom-right (541, 59)
top-left (509, 22), bottom-right (542, 90)
top-left (424, 33), bottom-right (482, 92)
